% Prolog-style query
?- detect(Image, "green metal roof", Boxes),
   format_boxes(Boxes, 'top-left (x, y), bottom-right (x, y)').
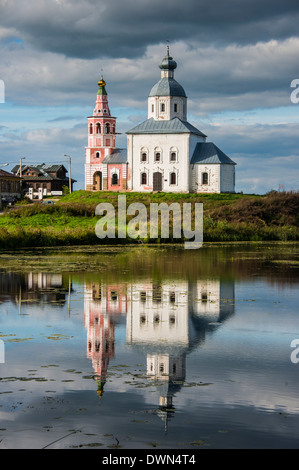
top-left (126, 117), bottom-right (206, 137)
top-left (10, 163), bottom-right (76, 181)
top-left (11, 164), bottom-right (66, 174)
top-left (97, 85), bottom-right (107, 96)
top-left (149, 77), bottom-right (187, 98)
top-left (102, 148), bottom-right (127, 164)
top-left (191, 143), bottom-right (236, 165)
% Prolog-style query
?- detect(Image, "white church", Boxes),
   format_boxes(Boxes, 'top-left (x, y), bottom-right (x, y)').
top-left (85, 48), bottom-right (236, 193)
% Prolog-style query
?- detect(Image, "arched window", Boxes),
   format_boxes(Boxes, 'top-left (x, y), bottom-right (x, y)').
top-left (202, 172), bottom-right (208, 185)
top-left (160, 103), bottom-right (165, 112)
top-left (141, 172), bottom-right (147, 185)
top-left (140, 148), bottom-right (148, 162)
top-left (111, 173), bottom-right (118, 186)
top-left (89, 124), bottom-right (93, 134)
top-left (110, 291), bottom-right (118, 301)
top-left (95, 152), bottom-right (100, 158)
top-left (105, 123), bottom-right (110, 134)
top-left (96, 123), bottom-right (101, 134)
top-left (154, 147), bottom-right (162, 163)
top-left (170, 147), bottom-right (178, 162)
top-left (170, 172), bottom-right (176, 185)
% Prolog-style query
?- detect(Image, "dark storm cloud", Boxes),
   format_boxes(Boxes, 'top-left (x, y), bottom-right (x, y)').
top-left (1, 0), bottom-right (298, 111)
top-left (0, 0), bottom-right (298, 195)
top-left (1, 0), bottom-right (299, 59)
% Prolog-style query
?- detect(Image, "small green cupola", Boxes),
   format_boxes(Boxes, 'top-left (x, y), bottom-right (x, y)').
top-left (97, 75), bottom-right (107, 95)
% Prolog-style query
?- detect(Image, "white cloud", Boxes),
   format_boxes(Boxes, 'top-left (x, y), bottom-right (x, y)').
top-left (1, 36), bottom-right (299, 112)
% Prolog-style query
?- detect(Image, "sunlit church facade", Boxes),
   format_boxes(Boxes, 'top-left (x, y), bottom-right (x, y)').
top-left (85, 48), bottom-right (236, 193)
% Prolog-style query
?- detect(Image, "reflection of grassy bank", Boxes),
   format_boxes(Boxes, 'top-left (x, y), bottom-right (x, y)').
top-left (0, 190), bottom-right (298, 248)
top-left (0, 243), bottom-right (298, 287)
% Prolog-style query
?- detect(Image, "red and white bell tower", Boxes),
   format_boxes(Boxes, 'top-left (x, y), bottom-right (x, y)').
top-left (85, 75), bottom-right (117, 190)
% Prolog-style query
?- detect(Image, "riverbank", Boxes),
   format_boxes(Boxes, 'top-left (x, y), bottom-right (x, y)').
top-left (0, 190), bottom-right (298, 248)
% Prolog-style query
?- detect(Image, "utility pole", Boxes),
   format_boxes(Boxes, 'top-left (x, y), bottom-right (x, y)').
top-left (19, 157), bottom-right (26, 196)
top-left (19, 157), bottom-right (26, 176)
top-left (64, 154), bottom-right (72, 194)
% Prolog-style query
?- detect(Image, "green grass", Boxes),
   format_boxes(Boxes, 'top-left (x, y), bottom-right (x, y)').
top-left (0, 190), bottom-right (298, 248)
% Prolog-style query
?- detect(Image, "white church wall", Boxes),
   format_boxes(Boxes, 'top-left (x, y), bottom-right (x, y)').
top-left (126, 281), bottom-right (190, 346)
top-left (130, 133), bottom-right (190, 192)
top-left (85, 148), bottom-right (91, 164)
top-left (190, 164), bottom-right (220, 193)
top-left (189, 280), bottom-right (222, 322)
top-left (148, 96), bottom-right (187, 121)
top-left (146, 354), bottom-right (185, 381)
top-left (220, 164), bottom-right (235, 193)
top-left (85, 163), bottom-right (105, 190)
top-left (126, 134), bottom-right (133, 190)
top-left (189, 133), bottom-right (206, 161)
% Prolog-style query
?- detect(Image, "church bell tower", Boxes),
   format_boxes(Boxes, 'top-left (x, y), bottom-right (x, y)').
top-left (85, 75), bottom-right (117, 190)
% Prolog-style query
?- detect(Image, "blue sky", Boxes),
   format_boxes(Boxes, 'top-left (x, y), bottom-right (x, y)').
top-left (0, 0), bottom-right (298, 194)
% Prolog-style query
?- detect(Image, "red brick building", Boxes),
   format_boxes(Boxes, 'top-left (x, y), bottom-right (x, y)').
top-left (0, 169), bottom-right (22, 203)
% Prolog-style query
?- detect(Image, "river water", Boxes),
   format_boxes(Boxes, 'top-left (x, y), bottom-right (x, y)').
top-left (0, 243), bottom-right (298, 449)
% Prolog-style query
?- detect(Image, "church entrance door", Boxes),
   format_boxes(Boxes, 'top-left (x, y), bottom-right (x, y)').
top-left (93, 171), bottom-right (102, 191)
top-left (153, 172), bottom-right (162, 191)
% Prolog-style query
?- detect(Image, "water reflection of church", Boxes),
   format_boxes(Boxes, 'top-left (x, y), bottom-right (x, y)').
top-left (84, 278), bottom-right (235, 427)
top-left (84, 283), bottom-right (128, 396)
top-left (0, 271), bottom-right (70, 308)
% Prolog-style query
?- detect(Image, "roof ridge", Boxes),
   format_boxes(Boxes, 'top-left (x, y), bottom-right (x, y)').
top-left (126, 117), bottom-right (206, 137)
top-left (0, 168), bottom-right (17, 177)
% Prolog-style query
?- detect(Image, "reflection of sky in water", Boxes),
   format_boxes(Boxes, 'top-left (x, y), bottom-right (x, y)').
top-left (0, 265), bottom-right (299, 449)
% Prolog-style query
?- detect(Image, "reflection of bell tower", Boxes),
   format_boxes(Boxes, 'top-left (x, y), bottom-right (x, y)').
top-left (85, 283), bottom-right (115, 397)
top-left (87, 312), bottom-right (115, 397)
top-left (147, 353), bottom-right (186, 431)
top-left (84, 282), bottom-right (128, 397)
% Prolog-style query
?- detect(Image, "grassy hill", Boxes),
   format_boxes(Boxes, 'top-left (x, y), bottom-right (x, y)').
top-left (0, 190), bottom-right (298, 248)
